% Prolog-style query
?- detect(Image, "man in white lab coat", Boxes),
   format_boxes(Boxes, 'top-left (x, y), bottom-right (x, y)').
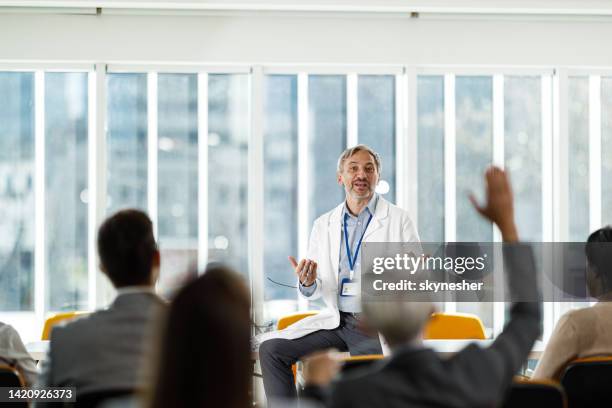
top-left (258, 144), bottom-right (420, 402)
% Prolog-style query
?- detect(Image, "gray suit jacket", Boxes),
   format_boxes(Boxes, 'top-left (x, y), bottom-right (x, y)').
top-left (306, 244), bottom-right (542, 408)
top-left (36, 292), bottom-right (166, 398)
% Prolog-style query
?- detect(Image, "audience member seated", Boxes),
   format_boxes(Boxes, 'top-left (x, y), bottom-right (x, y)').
top-left (35, 209), bottom-right (166, 404)
top-left (533, 226), bottom-right (612, 380)
top-left (0, 321), bottom-right (38, 386)
top-left (146, 264), bottom-right (252, 408)
top-left (302, 167), bottom-right (542, 408)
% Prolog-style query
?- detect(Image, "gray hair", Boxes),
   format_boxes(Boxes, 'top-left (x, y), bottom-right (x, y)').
top-left (336, 144), bottom-right (382, 174)
top-left (362, 301), bottom-right (433, 347)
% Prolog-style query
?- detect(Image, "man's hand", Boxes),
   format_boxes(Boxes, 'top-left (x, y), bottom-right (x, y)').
top-left (303, 349), bottom-right (342, 387)
top-left (289, 256), bottom-right (317, 287)
top-left (470, 166), bottom-right (519, 242)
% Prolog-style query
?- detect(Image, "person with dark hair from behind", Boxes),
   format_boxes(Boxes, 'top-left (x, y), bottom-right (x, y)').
top-left (302, 167), bottom-right (542, 408)
top-left (533, 226), bottom-right (612, 380)
top-left (147, 265), bottom-right (252, 408)
top-left (35, 209), bottom-right (166, 406)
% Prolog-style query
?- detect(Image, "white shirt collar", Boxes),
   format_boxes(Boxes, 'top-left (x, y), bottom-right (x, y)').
top-left (343, 193), bottom-right (379, 218)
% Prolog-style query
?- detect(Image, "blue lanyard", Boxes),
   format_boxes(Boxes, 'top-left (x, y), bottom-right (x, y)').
top-left (343, 212), bottom-right (373, 280)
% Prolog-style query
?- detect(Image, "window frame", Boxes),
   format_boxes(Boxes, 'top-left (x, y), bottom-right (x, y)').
top-left (0, 61), bottom-right (602, 346)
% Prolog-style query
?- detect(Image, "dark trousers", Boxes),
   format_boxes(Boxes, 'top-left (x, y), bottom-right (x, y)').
top-left (259, 312), bottom-right (382, 403)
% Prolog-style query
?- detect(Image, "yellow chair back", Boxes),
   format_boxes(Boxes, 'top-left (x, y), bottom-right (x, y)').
top-left (568, 356), bottom-right (612, 364)
top-left (277, 311), bottom-right (319, 330)
top-left (41, 311), bottom-right (89, 340)
top-left (423, 312), bottom-right (486, 340)
top-left (340, 354), bottom-right (385, 363)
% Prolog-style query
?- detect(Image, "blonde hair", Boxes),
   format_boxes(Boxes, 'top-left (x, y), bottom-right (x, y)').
top-left (362, 301), bottom-right (433, 347)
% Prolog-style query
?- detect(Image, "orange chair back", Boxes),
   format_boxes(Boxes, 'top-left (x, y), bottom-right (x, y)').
top-left (277, 312), bottom-right (319, 330)
top-left (41, 311), bottom-right (89, 340)
top-left (423, 312), bottom-right (486, 340)
top-left (340, 354), bottom-right (385, 363)
top-left (567, 356), bottom-right (612, 364)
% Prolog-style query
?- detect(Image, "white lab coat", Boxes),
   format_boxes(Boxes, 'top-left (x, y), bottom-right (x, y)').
top-left (255, 197), bottom-right (420, 347)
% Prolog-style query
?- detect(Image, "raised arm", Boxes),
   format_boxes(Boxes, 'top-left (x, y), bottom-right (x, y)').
top-left (452, 167), bottom-right (541, 405)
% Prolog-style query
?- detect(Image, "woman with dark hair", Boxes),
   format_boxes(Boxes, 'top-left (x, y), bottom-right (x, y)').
top-left (533, 226), bottom-right (612, 379)
top-left (148, 265), bottom-right (252, 408)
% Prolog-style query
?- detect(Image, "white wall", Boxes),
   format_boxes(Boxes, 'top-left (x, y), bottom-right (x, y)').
top-left (1, 12), bottom-right (612, 67)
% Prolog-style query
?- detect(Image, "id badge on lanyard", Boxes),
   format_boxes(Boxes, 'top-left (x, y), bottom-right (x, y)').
top-left (340, 278), bottom-right (360, 296)
top-left (341, 213), bottom-right (373, 297)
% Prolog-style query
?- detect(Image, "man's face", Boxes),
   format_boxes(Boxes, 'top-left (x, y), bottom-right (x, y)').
top-left (337, 150), bottom-right (379, 200)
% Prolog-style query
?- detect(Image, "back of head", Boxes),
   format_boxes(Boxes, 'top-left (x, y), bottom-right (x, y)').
top-left (362, 300), bottom-right (433, 348)
top-left (586, 226), bottom-right (612, 294)
top-left (150, 265), bottom-right (252, 408)
top-left (97, 209), bottom-right (157, 288)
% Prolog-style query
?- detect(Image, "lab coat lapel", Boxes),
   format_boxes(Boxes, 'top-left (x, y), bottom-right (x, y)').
top-left (363, 197), bottom-right (390, 240)
top-left (329, 203), bottom-right (344, 286)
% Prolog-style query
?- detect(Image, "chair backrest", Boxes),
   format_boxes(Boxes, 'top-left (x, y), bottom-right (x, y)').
top-left (501, 379), bottom-right (566, 408)
top-left (76, 389), bottom-right (137, 408)
top-left (277, 312), bottom-right (319, 330)
top-left (340, 354), bottom-right (385, 373)
top-left (41, 311), bottom-right (89, 340)
top-left (0, 365), bottom-right (28, 408)
top-left (423, 312), bottom-right (486, 340)
top-left (561, 356), bottom-right (612, 408)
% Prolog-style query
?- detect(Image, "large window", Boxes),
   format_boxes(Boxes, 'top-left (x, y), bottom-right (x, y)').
top-left (2, 65), bottom-right (610, 344)
top-left (416, 73), bottom-right (549, 334)
top-left (106, 73), bottom-right (148, 213)
top-left (358, 75), bottom-right (396, 203)
top-left (157, 74), bottom-right (198, 295)
top-left (504, 77), bottom-right (543, 242)
top-left (454, 76), bottom-right (494, 328)
top-left (263, 75), bottom-right (298, 320)
top-left (207, 74), bottom-right (250, 277)
top-left (568, 77), bottom-right (590, 242)
top-left (45, 72), bottom-right (89, 311)
top-left (455, 76), bottom-right (493, 243)
top-left (0, 72), bottom-right (35, 312)
top-left (308, 75), bottom-right (347, 227)
top-left (603, 77), bottom-right (612, 225)
top-left (106, 72), bottom-right (251, 295)
top-left (417, 76), bottom-right (445, 242)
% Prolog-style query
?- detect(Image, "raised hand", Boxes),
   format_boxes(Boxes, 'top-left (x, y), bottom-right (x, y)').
top-left (469, 166), bottom-right (518, 242)
top-left (289, 256), bottom-right (318, 287)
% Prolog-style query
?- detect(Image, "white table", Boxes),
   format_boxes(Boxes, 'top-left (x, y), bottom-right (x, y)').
top-left (26, 340), bottom-right (49, 361)
top-left (423, 339), bottom-right (544, 360)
